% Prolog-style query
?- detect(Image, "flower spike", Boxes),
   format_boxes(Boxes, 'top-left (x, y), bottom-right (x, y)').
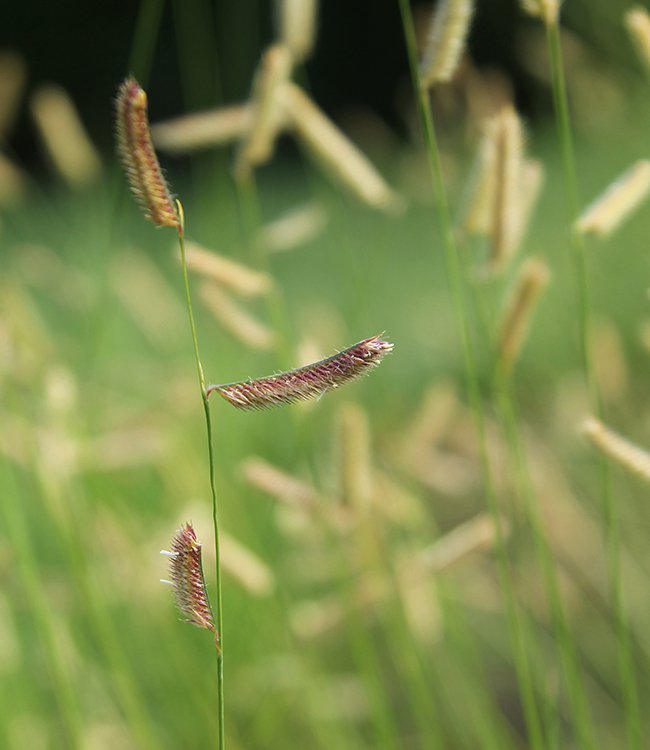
top-left (207, 335), bottom-right (393, 410)
top-left (161, 523), bottom-right (217, 638)
top-left (115, 76), bottom-right (180, 230)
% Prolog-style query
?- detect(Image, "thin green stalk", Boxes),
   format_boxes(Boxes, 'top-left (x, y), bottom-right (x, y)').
top-left (1, 461), bottom-right (83, 750)
top-left (397, 2), bottom-right (545, 746)
top-left (494, 374), bottom-right (596, 750)
top-left (545, 20), bottom-right (640, 748)
top-left (177, 202), bottom-right (225, 750)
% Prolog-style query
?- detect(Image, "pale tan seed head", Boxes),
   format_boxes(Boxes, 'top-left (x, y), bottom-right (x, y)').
top-left (519, 0), bottom-right (562, 26)
top-left (582, 418), bottom-right (650, 484)
top-left (261, 202), bottom-right (328, 253)
top-left (497, 257), bottom-right (551, 374)
top-left (31, 85), bottom-right (102, 187)
top-left (220, 532), bottom-right (275, 596)
top-left (182, 241), bottom-right (273, 297)
top-left (277, 0), bottom-right (319, 63)
top-left (490, 105), bottom-right (525, 273)
top-left (625, 7), bottom-right (650, 75)
top-left (575, 160), bottom-right (650, 238)
top-left (242, 457), bottom-right (319, 507)
top-left (459, 118), bottom-right (499, 236)
top-left (235, 44), bottom-right (294, 179)
top-left (282, 83), bottom-right (403, 214)
top-left (199, 281), bottom-right (273, 350)
top-left (338, 403), bottom-right (373, 513)
top-left (152, 104), bottom-right (253, 153)
top-left (419, 0), bottom-right (475, 89)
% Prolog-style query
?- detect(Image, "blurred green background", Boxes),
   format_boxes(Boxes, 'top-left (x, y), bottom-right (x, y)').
top-left (2, 1), bottom-right (650, 749)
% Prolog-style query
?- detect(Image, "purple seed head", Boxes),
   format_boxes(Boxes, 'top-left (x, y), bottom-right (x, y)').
top-left (208, 335), bottom-right (393, 410)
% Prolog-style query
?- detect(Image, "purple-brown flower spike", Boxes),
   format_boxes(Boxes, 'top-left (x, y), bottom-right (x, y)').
top-left (115, 77), bottom-right (180, 230)
top-left (207, 335), bottom-right (393, 410)
top-left (161, 523), bottom-right (217, 638)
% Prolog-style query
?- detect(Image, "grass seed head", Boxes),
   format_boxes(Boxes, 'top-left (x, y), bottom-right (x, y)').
top-left (115, 77), bottom-right (180, 230)
top-left (519, 0), bottom-right (562, 26)
top-left (161, 523), bottom-right (216, 634)
top-left (625, 7), bottom-right (650, 75)
top-left (209, 335), bottom-right (393, 410)
top-left (419, 0), bottom-right (475, 89)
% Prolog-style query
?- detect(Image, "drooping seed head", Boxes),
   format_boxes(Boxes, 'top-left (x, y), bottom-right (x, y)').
top-left (208, 335), bottom-right (393, 410)
top-left (115, 77), bottom-right (180, 230)
top-left (161, 523), bottom-right (216, 634)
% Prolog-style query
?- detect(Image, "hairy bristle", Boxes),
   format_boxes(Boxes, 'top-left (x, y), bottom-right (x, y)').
top-left (161, 523), bottom-right (216, 634)
top-left (152, 104), bottom-right (253, 154)
top-left (419, 0), bottom-right (475, 89)
top-left (575, 160), bottom-right (650, 237)
top-left (115, 77), bottom-right (180, 229)
top-left (207, 335), bottom-right (393, 410)
top-left (582, 418), bottom-right (650, 484)
top-left (278, 0), bottom-right (318, 63)
top-left (282, 83), bottom-right (403, 214)
top-left (497, 257), bottom-right (550, 373)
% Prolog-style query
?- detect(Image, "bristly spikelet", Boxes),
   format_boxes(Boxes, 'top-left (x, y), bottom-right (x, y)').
top-left (582, 418), bottom-right (650, 484)
top-left (575, 160), bottom-right (650, 238)
top-left (625, 7), bottom-right (650, 75)
top-left (519, 0), bottom-right (562, 25)
top-left (115, 77), bottom-right (180, 230)
top-left (207, 335), bottom-right (393, 410)
top-left (161, 523), bottom-right (216, 634)
top-left (419, 0), bottom-right (475, 89)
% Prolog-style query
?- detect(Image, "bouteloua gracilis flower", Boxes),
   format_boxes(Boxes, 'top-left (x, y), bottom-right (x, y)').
top-left (207, 335), bottom-right (393, 410)
top-left (115, 77), bottom-right (180, 230)
top-left (161, 523), bottom-right (217, 637)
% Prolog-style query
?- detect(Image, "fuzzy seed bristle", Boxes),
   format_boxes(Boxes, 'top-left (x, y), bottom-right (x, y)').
top-left (419, 0), bottom-right (475, 88)
top-left (162, 523), bottom-right (216, 634)
top-left (115, 77), bottom-right (180, 229)
top-left (208, 335), bottom-right (393, 410)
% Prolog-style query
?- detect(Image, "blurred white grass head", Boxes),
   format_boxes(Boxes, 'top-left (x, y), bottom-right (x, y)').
top-left (183, 241), bottom-right (272, 297)
top-left (282, 83), bottom-right (404, 214)
top-left (490, 105), bottom-right (525, 273)
top-left (220, 533), bottom-right (276, 596)
top-left (261, 201), bottom-right (328, 253)
top-left (241, 457), bottom-right (319, 507)
top-left (581, 418), bottom-right (650, 484)
top-left (277, 0), bottom-right (318, 63)
top-left (419, 0), bottom-right (475, 88)
top-left (459, 118), bottom-right (498, 236)
top-left (235, 44), bottom-right (293, 179)
top-left (625, 7), bottom-right (650, 75)
top-left (338, 403), bottom-right (373, 512)
top-left (152, 104), bottom-right (252, 153)
top-left (199, 281), bottom-right (274, 350)
top-left (497, 257), bottom-right (551, 374)
top-left (575, 160), bottom-right (650, 238)
top-left (519, 0), bottom-right (562, 25)
top-left (30, 84), bottom-right (102, 187)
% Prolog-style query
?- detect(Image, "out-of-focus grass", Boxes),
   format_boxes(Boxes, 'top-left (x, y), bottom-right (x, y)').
top-left (3, 22), bottom-right (650, 750)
